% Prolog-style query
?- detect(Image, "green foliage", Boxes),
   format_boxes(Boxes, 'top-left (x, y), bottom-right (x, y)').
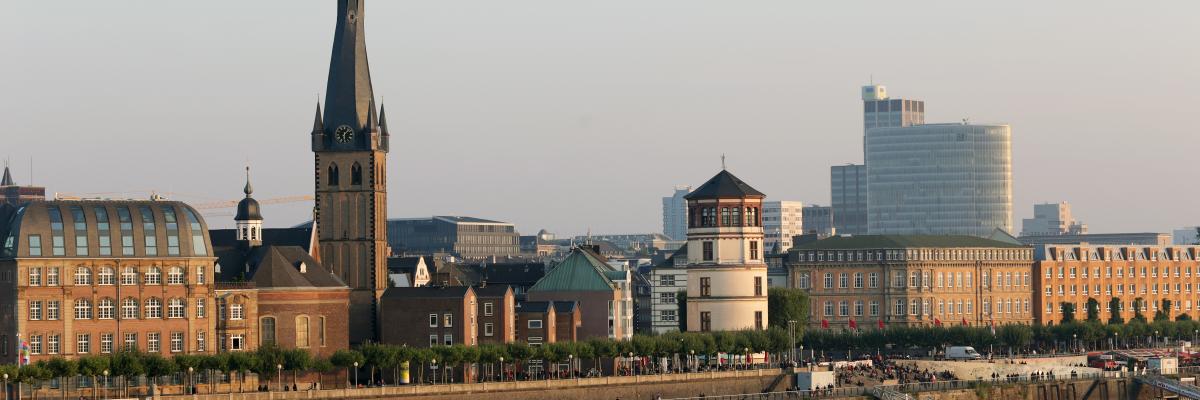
top-left (1133, 297), bottom-right (1147, 322)
top-left (1108, 297), bottom-right (1125, 324)
top-left (768, 287), bottom-right (809, 331)
top-left (141, 353), bottom-right (177, 378)
top-left (329, 349), bottom-right (364, 369)
top-left (1085, 298), bottom-right (1100, 322)
top-left (1060, 302), bottom-right (1076, 323)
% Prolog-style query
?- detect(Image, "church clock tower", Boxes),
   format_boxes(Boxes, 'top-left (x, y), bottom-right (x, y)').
top-left (311, 0), bottom-right (390, 343)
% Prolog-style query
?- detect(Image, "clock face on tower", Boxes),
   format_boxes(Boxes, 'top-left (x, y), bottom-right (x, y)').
top-left (334, 125), bottom-right (354, 143)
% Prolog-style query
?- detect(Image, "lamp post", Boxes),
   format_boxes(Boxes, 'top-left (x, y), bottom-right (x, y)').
top-left (800, 345), bottom-right (805, 365)
top-left (568, 354), bottom-right (575, 378)
top-left (1115, 332), bottom-right (1120, 349)
top-left (628, 352), bottom-right (634, 376)
top-left (276, 364), bottom-right (283, 392)
top-left (102, 369), bottom-right (109, 400)
top-left (3, 373), bottom-right (7, 400)
top-left (431, 359), bottom-right (438, 385)
top-left (744, 347), bottom-right (750, 369)
top-left (498, 357), bottom-right (504, 382)
top-left (689, 350), bottom-right (695, 372)
top-left (1073, 334), bottom-right (1077, 353)
top-left (352, 361), bottom-right (359, 388)
top-left (188, 366), bottom-right (194, 395)
top-left (1155, 330), bottom-right (1160, 347)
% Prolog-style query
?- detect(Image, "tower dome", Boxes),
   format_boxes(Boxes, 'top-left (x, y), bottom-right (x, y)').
top-left (235, 167), bottom-right (263, 222)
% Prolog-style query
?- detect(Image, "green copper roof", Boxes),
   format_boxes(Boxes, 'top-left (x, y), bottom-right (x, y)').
top-left (793, 235), bottom-right (1029, 250)
top-left (529, 248), bottom-right (616, 292)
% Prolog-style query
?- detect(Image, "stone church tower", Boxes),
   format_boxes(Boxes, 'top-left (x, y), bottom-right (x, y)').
top-left (311, 0), bottom-right (390, 343)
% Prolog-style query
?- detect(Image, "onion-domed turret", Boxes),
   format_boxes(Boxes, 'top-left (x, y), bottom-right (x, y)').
top-left (235, 167), bottom-right (263, 222)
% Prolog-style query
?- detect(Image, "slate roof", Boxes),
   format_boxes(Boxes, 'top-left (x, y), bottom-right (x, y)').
top-left (210, 225), bottom-right (316, 252)
top-left (473, 284), bottom-right (513, 298)
top-left (792, 235), bottom-right (1029, 250)
top-left (516, 301), bottom-right (554, 313)
top-left (552, 301), bottom-right (578, 313)
top-left (528, 247), bottom-right (617, 292)
top-left (382, 285), bottom-right (473, 299)
top-left (684, 170), bottom-right (765, 200)
top-left (1, 166), bottom-right (13, 186)
top-left (473, 262), bottom-right (546, 286)
top-left (387, 256), bottom-right (424, 274)
top-left (213, 244), bottom-right (346, 288)
top-left (653, 244), bottom-right (688, 269)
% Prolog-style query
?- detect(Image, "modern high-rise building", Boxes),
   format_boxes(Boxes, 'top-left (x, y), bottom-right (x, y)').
top-left (862, 84), bottom-right (925, 132)
top-left (831, 164), bottom-right (867, 235)
top-left (802, 205), bottom-right (835, 238)
top-left (866, 123), bottom-right (1013, 237)
top-left (762, 200), bottom-right (803, 254)
top-left (662, 186), bottom-right (691, 241)
top-left (1021, 202), bottom-right (1087, 237)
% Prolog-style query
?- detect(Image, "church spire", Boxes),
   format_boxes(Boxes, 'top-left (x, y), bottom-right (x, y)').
top-left (378, 104), bottom-right (389, 136)
top-left (323, 0), bottom-right (375, 134)
top-left (243, 166), bottom-right (254, 197)
top-left (1, 162), bottom-right (13, 186)
top-left (312, 102), bottom-right (324, 133)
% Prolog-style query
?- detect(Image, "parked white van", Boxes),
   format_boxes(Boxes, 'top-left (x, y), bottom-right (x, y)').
top-left (945, 346), bottom-right (982, 360)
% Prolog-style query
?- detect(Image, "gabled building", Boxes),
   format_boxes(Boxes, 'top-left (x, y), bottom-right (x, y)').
top-left (210, 169), bottom-right (350, 358)
top-left (473, 284), bottom-right (515, 344)
top-left (387, 256), bottom-right (431, 287)
top-left (527, 247), bottom-right (632, 340)
top-left (379, 286), bottom-right (478, 348)
top-left (648, 245), bottom-right (687, 333)
top-left (683, 169), bottom-right (769, 332)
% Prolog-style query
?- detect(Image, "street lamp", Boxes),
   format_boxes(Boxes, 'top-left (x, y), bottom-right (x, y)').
top-left (276, 364), bottom-right (283, 392)
top-left (498, 357), bottom-right (504, 382)
top-left (431, 359), bottom-right (438, 385)
top-left (628, 352), bottom-right (635, 376)
top-left (103, 369), bottom-right (109, 400)
top-left (1073, 334), bottom-right (1077, 353)
top-left (1155, 330), bottom-right (1160, 347)
top-left (352, 361), bottom-right (359, 388)
top-left (1115, 332), bottom-right (1120, 349)
top-left (188, 366), bottom-right (194, 395)
top-left (744, 347), bottom-right (750, 369)
top-left (3, 373), bottom-right (8, 400)
top-left (800, 345), bottom-right (805, 364)
top-left (689, 350), bottom-right (695, 372)
top-left (568, 354), bottom-right (575, 378)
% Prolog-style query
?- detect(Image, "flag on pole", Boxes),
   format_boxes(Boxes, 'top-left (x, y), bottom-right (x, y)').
top-left (849, 319), bottom-right (858, 330)
top-left (821, 319), bottom-right (829, 329)
top-left (961, 317), bottom-right (968, 326)
top-left (877, 320), bottom-right (884, 329)
top-left (934, 318), bottom-right (942, 327)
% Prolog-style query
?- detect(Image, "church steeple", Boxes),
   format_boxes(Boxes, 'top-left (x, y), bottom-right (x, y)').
top-left (1, 162), bottom-right (13, 187)
top-left (312, 102), bottom-right (324, 133)
top-left (323, 0), bottom-right (377, 137)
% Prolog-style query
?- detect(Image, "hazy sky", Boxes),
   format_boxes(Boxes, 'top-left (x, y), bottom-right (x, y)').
top-left (4, 1), bottom-right (1199, 236)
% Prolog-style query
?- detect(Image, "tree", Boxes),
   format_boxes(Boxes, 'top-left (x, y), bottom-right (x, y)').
top-left (226, 351), bottom-right (255, 392)
top-left (329, 349), bottom-right (363, 387)
top-left (1108, 297), bottom-right (1125, 324)
top-left (45, 357), bottom-right (77, 400)
top-left (110, 350), bottom-right (144, 397)
top-left (1060, 302), bottom-right (1076, 323)
top-left (77, 355), bottom-right (110, 400)
top-left (358, 342), bottom-right (389, 384)
top-left (201, 354), bottom-right (228, 394)
top-left (1133, 297), bottom-right (1148, 322)
top-left (1155, 299), bottom-right (1174, 321)
top-left (676, 290), bottom-right (688, 331)
top-left (1085, 298), bottom-right (1101, 322)
top-left (283, 349), bottom-right (314, 387)
top-left (142, 353), bottom-right (177, 396)
top-left (311, 357), bottom-right (334, 389)
top-left (768, 287), bottom-right (809, 330)
top-left (999, 324), bottom-right (1033, 351)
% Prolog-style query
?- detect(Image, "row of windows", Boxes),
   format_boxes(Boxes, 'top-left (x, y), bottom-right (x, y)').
top-left (1046, 282), bottom-right (1200, 297)
top-left (697, 277), bottom-right (764, 297)
top-left (33, 205), bottom-right (206, 258)
top-left (690, 206), bottom-right (761, 228)
top-left (260, 315), bottom-right (326, 348)
top-left (699, 241), bottom-right (760, 262)
top-left (27, 265), bottom-right (204, 287)
top-left (24, 331), bottom-right (205, 355)
top-left (1045, 265), bottom-right (1200, 279)
top-left (1047, 248), bottom-right (1198, 262)
top-left (1046, 299), bottom-right (1197, 314)
top-left (325, 162), bottom-right (364, 187)
top-left (799, 248), bottom-right (1031, 263)
top-left (30, 297), bottom-right (205, 321)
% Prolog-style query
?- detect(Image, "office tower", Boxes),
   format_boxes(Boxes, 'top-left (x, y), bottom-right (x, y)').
top-left (762, 200), bottom-right (804, 254)
top-left (1020, 202), bottom-right (1087, 237)
top-left (866, 123), bottom-right (1013, 237)
top-left (831, 164), bottom-right (867, 235)
top-left (662, 186), bottom-right (691, 241)
top-left (862, 84), bottom-right (925, 131)
top-left (802, 205), bottom-right (835, 238)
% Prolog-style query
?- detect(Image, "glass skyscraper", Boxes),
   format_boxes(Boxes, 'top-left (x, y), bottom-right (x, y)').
top-left (866, 123), bottom-right (1012, 237)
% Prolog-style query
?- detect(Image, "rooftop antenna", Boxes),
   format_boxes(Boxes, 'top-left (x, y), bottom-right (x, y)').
top-left (721, 154), bottom-right (726, 170)
top-left (870, 74), bottom-right (874, 85)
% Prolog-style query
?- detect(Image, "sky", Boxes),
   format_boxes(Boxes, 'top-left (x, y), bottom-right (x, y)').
top-left (4, 1), bottom-right (1199, 236)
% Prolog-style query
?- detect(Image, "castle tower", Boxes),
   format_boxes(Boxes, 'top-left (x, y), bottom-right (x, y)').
top-left (684, 169), bottom-right (769, 332)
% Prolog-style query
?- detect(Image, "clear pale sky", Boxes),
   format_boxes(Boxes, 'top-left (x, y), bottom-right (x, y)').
top-left (4, 1), bottom-right (1199, 236)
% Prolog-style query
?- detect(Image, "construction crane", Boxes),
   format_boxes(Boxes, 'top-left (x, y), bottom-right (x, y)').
top-left (190, 195), bottom-right (315, 210)
top-left (52, 191), bottom-right (314, 215)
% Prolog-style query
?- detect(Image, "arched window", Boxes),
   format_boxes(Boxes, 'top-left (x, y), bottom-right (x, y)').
top-left (327, 163), bottom-right (339, 186)
top-left (167, 267), bottom-right (185, 285)
top-left (97, 267), bottom-right (115, 285)
top-left (74, 298), bottom-right (93, 320)
top-left (167, 298), bottom-right (186, 318)
top-left (98, 298), bottom-right (115, 319)
top-left (121, 267), bottom-right (138, 285)
top-left (350, 162), bottom-right (363, 185)
top-left (74, 267), bottom-right (92, 285)
top-left (260, 317), bottom-right (276, 346)
top-left (145, 267), bottom-right (161, 285)
top-left (144, 297), bottom-right (162, 319)
top-left (296, 315), bottom-right (310, 348)
top-left (122, 298), bottom-right (139, 319)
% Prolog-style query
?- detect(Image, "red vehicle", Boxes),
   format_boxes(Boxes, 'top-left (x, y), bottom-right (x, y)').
top-left (1089, 354), bottom-right (1117, 370)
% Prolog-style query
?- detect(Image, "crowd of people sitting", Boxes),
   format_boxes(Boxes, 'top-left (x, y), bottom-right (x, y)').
top-left (835, 355), bottom-right (958, 387)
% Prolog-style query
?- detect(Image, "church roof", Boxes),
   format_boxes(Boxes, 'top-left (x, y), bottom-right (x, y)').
top-left (684, 170), bottom-right (765, 200)
top-left (1, 165), bottom-right (13, 186)
top-left (529, 247), bottom-right (618, 292)
top-left (322, 0), bottom-right (376, 135)
top-left (213, 244), bottom-right (346, 289)
top-left (234, 167), bottom-right (262, 221)
top-left (210, 225), bottom-right (316, 253)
